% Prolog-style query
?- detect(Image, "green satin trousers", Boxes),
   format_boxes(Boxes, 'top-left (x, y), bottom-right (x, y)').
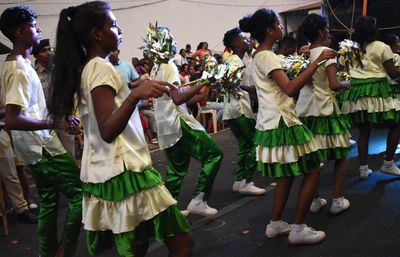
top-left (165, 120), bottom-right (223, 200)
top-left (29, 151), bottom-right (82, 257)
top-left (227, 115), bottom-right (257, 182)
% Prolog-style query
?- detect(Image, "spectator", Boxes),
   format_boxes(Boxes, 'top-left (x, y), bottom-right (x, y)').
top-left (185, 43), bottom-right (193, 59)
top-left (173, 48), bottom-right (189, 67)
top-left (32, 39), bottom-right (53, 105)
top-left (109, 49), bottom-right (140, 89)
top-left (192, 41), bottom-right (212, 61)
top-left (131, 56), bottom-right (147, 75)
top-left (139, 49), bottom-right (154, 71)
top-left (33, 39), bottom-right (76, 158)
top-left (0, 6), bottom-right (83, 256)
top-left (180, 63), bottom-right (190, 84)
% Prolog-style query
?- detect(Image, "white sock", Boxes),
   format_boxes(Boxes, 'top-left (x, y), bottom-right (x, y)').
top-left (332, 197), bottom-right (341, 204)
top-left (359, 165), bottom-right (368, 170)
top-left (269, 220), bottom-right (281, 225)
top-left (383, 160), bottom-right (394, 167)
top-left (292, 223), bottom-right (305, 232)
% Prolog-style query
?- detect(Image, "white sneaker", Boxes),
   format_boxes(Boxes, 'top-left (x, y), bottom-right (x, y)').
top-left (380, 162), bottom-right (400, 176)
top-left (359, 166), bottom-right (372, 180)
top-left (180, 210), bottom-right (190, 216)
top-left (349, 139), bottom-right (357, 146)
top-left (238, 182), bottom-right (266, 196)
top-left (186, 193), bottom-right (218, 216)
top-left (330, 197), bottom-right (350, 214)
top-left (309, 197), bottom-right (327, 213)
top-left (288, 224), bottom-right (326, 245)
top-left (29, 203), bottom-right (38, 209)
top-left (265, 220), bottom-right (292, 237)
top-left (232, 179), bottom-right (245, 192)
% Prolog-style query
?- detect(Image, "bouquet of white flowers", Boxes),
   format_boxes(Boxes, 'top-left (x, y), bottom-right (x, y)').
top-left (338, 39), bottom-right (364, 73)
top-left (282, 54), bottom-right (310, 80)
top-left (142, 22), bottom-right (177, 63)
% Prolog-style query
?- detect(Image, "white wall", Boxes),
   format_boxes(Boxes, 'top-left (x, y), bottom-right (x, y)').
top-left (0, 0), bottom-right (316, 64)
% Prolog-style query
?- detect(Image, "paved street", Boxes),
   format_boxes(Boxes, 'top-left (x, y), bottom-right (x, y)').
top-left (1, 127), bottom-right (400, 257)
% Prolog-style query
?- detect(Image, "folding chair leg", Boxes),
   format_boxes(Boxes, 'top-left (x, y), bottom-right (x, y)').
top-left (212, 113), bottom-right (218, 133)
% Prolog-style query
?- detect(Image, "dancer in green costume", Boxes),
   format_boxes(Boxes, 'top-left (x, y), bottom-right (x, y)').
top-left (148, 26), bottom-right (223, 217)
top-left (298, 13), bottom-right (352, 215)
top-left (239, 8), bottom-right (336, 245)
top-left (0, 6), bottom-right (82, 257)
top-left (222, 27), bottom-right (266, 196)
top-left (339, 16), bottom-right (400, 179)
top-left (50, 2), bottom-right (193, 256)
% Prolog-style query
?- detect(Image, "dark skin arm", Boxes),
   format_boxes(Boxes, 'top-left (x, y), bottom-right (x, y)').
top-left (169, 81), bottom-right (206, 105)
top-left (383, 59), bottom-right (400, 79)
top-left (91, 79), bottom-right (170, 143)
top-left (271, 49), bottom-right (337, 97)
top-left (326, 64), bottom-right (350, 91)
top-left (5, 104), bottom-right (77, 132)
top-left (186, 86), bottom-right (208, 106)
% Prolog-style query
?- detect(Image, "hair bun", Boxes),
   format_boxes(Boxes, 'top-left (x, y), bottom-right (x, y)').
top-left (66, 6), bottom-right (76, 19)
top-left (239, 16), bottom-right (252, 33)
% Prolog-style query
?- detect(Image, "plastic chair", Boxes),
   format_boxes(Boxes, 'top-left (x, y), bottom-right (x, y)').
top-left (0, 179), bottom-right (9, 236)
top-left (196, 103), bottom-right (218, 133)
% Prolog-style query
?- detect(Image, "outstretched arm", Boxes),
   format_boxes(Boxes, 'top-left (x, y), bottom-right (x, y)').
top-left (91, 79), bottom-right (170, 143)
top-left (271, 49), bottom-right (337, 97)
top-left (5, 104), bottom-right (76, 132)
top-left (169, 82), bottom-right (206, 105)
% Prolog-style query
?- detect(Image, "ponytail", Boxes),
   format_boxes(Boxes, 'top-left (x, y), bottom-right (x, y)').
top-left (49, 6), bottom-right (85, 118)
top-left (49, 1), bottom-right (110, 118)
top-left (352, 16), bottom-right (378, 51)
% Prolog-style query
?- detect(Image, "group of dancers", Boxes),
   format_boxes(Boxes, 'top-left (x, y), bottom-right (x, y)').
top-left (1, 1), bottom-right (400, 256)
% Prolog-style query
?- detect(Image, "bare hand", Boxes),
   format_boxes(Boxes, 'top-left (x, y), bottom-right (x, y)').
top-left (298, 45), bottom-right (310, 55)
top-left (129, 80), bottom-right (171, 101)
top-left (315, 49), bottom-right (337, 64)
top-left (340, 81), bottom-right (351, 90)
top-left (55, 115), bottom-right (81, 135)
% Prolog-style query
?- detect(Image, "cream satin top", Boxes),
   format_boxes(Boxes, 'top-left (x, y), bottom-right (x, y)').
top-left (151, 61), bottom-right (204, 150)
top-left (296, 46), bottom-right (341, 117)
top-left (342, 41), bottom-right (394, 79)
top-left (79, 57), bottom-right (152, 183)
top-left (389, 53), bottom-right (400, 85)
top-left (1, 57), bottom-right (65, 165)
top-left (222, 54), bottom-right (255, 121)
top-left (252, 50), bottom-right (301, 130)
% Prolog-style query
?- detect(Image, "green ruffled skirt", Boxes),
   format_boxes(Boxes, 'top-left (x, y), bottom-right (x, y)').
top-left (83, 168), bottom-right (190, 256)
top-left (301, 114), bottom-right (351, 161)
top-left (391, 84), bottom-right (400, 95)
top-left (254, 119), bottom-right (323, 178)
top-left (340, 77), bottom-right (400, 124)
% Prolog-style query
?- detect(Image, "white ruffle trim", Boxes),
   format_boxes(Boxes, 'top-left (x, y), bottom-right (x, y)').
top-left (341, 97), bottom-right (396, 114)
top-left (314, 133), bottom-right (351, 149)
top-left (256, 139), bottom-right (319, 164)
top-left (393, 94), bottom-right (400, 111)
top-left (82, 184), bottom-right (177, 234)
